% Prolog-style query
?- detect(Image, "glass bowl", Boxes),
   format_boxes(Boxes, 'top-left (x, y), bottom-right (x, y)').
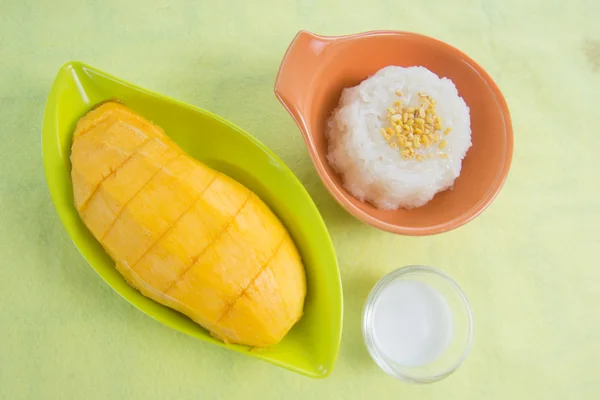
top-left (362, 265), bottom-right (473, 383)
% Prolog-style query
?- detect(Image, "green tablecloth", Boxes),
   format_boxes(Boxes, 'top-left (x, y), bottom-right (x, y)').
top-left (1, 1), bottom-right (599, 398)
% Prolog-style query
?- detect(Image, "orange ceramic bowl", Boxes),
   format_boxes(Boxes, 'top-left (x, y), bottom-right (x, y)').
top-left (275, 31), bottom-right (513, 236)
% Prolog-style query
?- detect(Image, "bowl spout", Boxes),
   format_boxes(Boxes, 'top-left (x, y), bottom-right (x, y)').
top-left (274, 31), bottom-right (333, 139)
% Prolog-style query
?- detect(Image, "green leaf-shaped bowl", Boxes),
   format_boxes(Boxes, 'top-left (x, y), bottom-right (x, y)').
top-left (42, 61), bottom-right (342, 378)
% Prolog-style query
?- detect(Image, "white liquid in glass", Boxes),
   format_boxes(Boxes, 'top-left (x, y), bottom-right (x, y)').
top-left (372, 279), bottom-right (454, 367)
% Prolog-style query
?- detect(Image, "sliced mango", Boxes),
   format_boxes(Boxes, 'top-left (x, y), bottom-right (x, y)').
top-left (71, 102), bottom-right (305, 347)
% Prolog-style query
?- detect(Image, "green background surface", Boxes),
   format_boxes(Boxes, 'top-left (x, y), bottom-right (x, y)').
top-left (1, 0), bottom-right (599, 399)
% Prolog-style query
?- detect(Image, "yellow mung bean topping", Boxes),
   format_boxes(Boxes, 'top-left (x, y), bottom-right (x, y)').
top-left (382, 91), bottom-right (452, 160)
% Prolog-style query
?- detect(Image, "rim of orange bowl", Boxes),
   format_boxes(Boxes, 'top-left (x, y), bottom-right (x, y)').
top-left (275, 30), bottom-right (513, 236)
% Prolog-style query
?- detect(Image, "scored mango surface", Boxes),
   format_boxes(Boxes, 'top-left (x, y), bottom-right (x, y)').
top-left (71, 102), bottom-right (306, 347)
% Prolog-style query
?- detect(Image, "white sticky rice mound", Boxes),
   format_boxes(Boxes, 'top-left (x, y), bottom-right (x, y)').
top-left (326, 66), bottom-right (472, 209)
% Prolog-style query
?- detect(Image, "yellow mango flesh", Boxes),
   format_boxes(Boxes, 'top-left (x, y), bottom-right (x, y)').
top-left (71, 102), bottom-right (306, 347)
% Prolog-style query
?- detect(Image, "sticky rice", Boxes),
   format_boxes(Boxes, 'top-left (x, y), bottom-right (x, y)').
top-left (326, 66), bottom-right (471, 209)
